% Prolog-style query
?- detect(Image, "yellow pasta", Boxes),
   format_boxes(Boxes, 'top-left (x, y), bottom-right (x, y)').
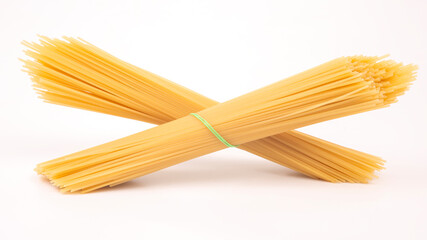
top-left (22, 37), bottom-right (416, 193)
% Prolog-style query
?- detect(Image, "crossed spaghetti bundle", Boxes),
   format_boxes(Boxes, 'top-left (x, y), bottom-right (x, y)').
top-left (22, 37), bottom-right (416, 193)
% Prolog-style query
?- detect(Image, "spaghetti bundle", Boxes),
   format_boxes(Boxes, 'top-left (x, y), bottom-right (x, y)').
top-left (22, 37), bottom-right (392, 184)
top-left (22, 38), bottom-right (416, 193)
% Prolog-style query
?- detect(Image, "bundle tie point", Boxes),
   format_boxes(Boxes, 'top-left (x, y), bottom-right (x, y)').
top-left (190, 113), bottom-right (238, 148)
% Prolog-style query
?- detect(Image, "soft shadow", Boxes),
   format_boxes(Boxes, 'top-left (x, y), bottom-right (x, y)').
top-left (93, 156), bottom-right (318, 193)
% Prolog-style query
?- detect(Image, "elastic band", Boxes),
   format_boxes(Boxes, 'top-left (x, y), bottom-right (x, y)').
top-left (190, 113), bottom-right (238, 148)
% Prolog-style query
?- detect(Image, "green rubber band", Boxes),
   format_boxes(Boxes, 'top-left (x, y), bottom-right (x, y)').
top-left (190, 113), bottom-right (238, 148)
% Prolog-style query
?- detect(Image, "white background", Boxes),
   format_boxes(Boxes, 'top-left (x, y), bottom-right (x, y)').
top-left (1, 0), bottom-right (426, 239)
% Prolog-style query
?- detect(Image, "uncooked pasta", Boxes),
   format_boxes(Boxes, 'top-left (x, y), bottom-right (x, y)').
top-left (22, 37), bottom-right (416, 193)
